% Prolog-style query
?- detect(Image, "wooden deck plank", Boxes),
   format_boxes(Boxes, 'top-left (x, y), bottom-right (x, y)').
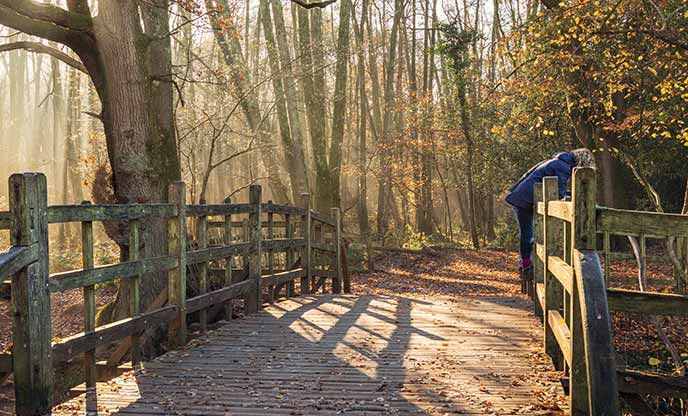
top-left (54, 295), bottom-right (566, 415)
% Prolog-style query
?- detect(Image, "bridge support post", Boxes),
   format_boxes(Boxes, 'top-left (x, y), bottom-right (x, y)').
top-left (300, 193), bottom-right (312, 295)
top-left (543, 177), bottom-right (565, 371)
top-left (168, 181), bottom-right (187, 347)
top-left (285, 213), bottom-right (296, 297)
top-left (533, 185), bottom-right (543, 300)
top-left (223, 196), bottom-right (234, 320)
top-left (245, 185), bottom-right (262, 314)
top-left (570, 167), bottom-right (596, 415)
top-left (10, 173), bottom-right (53, 416)
top-left (332, 207), bottom-right (344, 294)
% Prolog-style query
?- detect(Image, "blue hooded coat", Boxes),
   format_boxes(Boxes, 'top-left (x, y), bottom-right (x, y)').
top-left (506, 152), bottom-right (575, 209)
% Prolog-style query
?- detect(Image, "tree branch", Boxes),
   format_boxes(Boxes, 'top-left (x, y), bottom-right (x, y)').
top-left (288, 0), bottom-right (338, 9)
top-left (0, 41), bottom-right (87, 73)
top-left (0, 0), bottom-right (92, 32)
top-left (0, 5), bottom-right (74, 45)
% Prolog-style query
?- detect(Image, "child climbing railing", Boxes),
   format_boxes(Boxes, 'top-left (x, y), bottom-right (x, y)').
top-left (532, 168), bottom-right (688, 415)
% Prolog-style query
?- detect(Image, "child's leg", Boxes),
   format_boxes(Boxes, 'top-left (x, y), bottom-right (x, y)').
top-left (512, 206), bottom-right (535, 267)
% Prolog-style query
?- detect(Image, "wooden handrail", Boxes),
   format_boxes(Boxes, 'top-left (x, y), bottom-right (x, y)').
top-left (534, 170), bottom-right (621, 415)
top-left (534, 169), bottom-right (688, 414)
top-left (2, 172), bottom-right (349, 416)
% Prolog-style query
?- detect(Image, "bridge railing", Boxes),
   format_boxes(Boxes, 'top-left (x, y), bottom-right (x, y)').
top-left (0, 173), bottom-right (348, 416)
top-left (533, 168), bottom-right (688, 415)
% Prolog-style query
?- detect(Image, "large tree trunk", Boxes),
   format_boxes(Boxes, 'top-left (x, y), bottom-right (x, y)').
top-left (88, 2), bottom-right (181, 332)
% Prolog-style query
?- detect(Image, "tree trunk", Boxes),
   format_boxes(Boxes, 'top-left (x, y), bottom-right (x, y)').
top-left (270, 0), bottom-right (310, 199)
top-left (353, 0), bottom-right (370, 240)
top-left (377, 0), bottom-right (403, 238)
top-left (206, 0), bottom-right (291, 203)
top-left (326, 0), bottom-right (352, 211)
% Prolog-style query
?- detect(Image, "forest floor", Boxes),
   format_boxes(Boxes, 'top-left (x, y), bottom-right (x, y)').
top-left (0, 247), bottom-right (686, 414)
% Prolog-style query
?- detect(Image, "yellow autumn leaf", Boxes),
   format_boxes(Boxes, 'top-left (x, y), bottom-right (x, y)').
top-left (648, 357), bottom-right (661, 366)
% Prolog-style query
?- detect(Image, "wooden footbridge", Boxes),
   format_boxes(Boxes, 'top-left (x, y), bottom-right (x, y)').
top-left (0, 170), bottom-right (687, 415)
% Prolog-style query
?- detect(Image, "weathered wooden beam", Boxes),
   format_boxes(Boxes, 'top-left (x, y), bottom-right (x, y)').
top-left (128, 219), bottom-right (141, 366)
top-left (533, 185), bottom-right (543, 299)
top-left (80, 200), bottom-right (97, 414)
top-left (186, 242), bottom-right (252, 265)
top-left (186, 203), bottom-right (252, 217)
top-left (0, 244), bottom-right (39, 281)
top-left (261, 203), bottom-right (305, 216)
top-left (574, 249), bottom-right (620, 415)
top-left (48, 203), bottom-right (177, 223)
top-left (261, 268), bottom-right (305, 287)
top-left (49, 255), bottom-right (178, 292)
top-left (186, 280), bottom-right (254, 314)
top-left (261, 238), bottom-right (306, 252)
top-left (208, 220), bottom-right (287, 229)
top-left (548, 255), bottom-right (574, 294)
top-left (52, 305), bottom-right (178, 362)
top-left (197, 205), bottom-right (209, 333)
top-left (548, 200), bottom-right (573, 222)
top-left (597, 206), bottom-right (688, 238)
top-left (223, 196), bottom-right (233, 321)
top-left (570, 167), bottom-right (597, 414)
top-left (9, 173), bottom-right (53, 416)
top-left (285, 216), bottom-right (296, 298)
top-left (300, 193), bottom-right (312, 295)
top-left (548, 310), bottom-right (571, 366)
top-left (245, 185), bottom-right (262, 314)
top-left (535, 282), bottom-right (545, 310)
top-left (607, 288), bottom-right (688, 316)
top-left (332, 207), bottom-right (343, 294)
top-left (168, 182), bottom-right (187, 347)
top-left (543, 177), bottom-right (565, 371)
top-left (267, 205), bottom-right (275, 305)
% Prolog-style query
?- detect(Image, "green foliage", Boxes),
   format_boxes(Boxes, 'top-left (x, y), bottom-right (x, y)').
top-left (437, 23), bottom-right (477, 75)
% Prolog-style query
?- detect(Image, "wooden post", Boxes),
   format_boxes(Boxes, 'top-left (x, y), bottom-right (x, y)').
top-left (543, 177), bottom-right (565, 371)
top-left (129, 219), bottom-right (141, 366)
top-left (267, 202), bottom-right (275, 304)
top-left (242, 218), bottom-right (249, 277)
top-left (223, 196), bottom-right (233, 320)
top-left (10, 173), bottom-right (53, 416)
top-left (80, 201), bottom-right (97, 414)
top-left (300, 193), bottom-right (311, 295)
top-left (245, 185), bottom-right (262, 314)
top-left (570, 167), bottom-right (596, 415)
top-left (603, 231), bottom-right (610, 287)
top-left (532, 186), bottom-right (543, 298)
top-left (332, 208), bottom-right (343, 294)
top-left (314, 222), bottom-right (323, 293)
top-left (168, 181), bottom-right (187, 347)
top-left (285, 213), bottom-right (295, 298)
top-left (197, 201), bottom-right (208, 333)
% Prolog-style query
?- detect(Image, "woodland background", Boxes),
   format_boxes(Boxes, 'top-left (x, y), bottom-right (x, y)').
top-left (0, 1), bottom-right (686, 413)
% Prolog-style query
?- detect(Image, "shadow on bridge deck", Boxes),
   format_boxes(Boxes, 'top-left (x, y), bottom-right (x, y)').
top-left (54, 294), bottom-right (565, 415)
